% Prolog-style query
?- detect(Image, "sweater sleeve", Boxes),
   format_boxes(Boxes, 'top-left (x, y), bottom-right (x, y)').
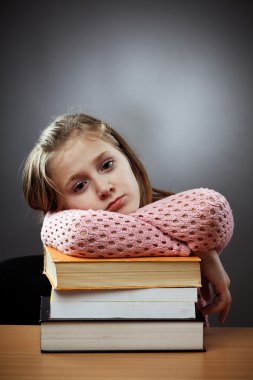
top-left (133, 188), bottom-right (234, 254)
top-left (41, 208), bottom-right (191, 258)
top-left (41, 188), bottom-right (234, 258)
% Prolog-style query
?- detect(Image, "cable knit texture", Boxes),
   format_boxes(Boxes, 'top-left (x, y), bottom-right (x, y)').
top-left (41, 188), bottom-right (234, 258)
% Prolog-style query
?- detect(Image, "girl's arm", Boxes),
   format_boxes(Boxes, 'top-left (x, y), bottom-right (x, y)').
top-left (41, 208), bottom-right (191, 258)
top-left (133, 188), bottom-right (234, 254)
top-left (41, 188), bottom-right (234, 258)
top-left (194, 249), bottom-right (232, 323)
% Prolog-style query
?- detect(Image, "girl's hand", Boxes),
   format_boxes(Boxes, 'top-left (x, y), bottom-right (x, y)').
top-left (194, 249), bottom-right (232, 323)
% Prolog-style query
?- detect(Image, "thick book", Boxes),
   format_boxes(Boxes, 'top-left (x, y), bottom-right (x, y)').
top-left (40, 297), bottom-right (204, 352)
top-left (44, 246), bottom-right (201, 290)
top-left (50, 288), bottom-right (198, 319)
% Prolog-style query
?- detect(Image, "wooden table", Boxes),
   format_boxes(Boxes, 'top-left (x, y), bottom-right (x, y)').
top-left (0, 326), bottom-right (253, 379)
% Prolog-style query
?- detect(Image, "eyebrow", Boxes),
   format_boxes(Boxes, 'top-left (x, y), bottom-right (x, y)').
top-left (64, 151), bottom-right (110, 189)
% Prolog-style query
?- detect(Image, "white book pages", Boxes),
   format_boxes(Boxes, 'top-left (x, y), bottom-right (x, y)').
top-left (41, 321), bottom-right (204, 351)
top-left (51, 287), bottom-right (198, 302)
top-left (50, 300), bottom-right (196, 319)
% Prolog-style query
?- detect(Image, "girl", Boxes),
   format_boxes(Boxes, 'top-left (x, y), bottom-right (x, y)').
top-left (22, 113), bottom-right (234, 324)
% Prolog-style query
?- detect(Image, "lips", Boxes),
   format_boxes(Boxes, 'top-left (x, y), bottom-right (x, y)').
top-left (107, 196), bottom-right (125, 212)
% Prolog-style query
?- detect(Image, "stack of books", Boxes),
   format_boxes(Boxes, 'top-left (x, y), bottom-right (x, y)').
top-left (40, 246), bottom-right (204, 352)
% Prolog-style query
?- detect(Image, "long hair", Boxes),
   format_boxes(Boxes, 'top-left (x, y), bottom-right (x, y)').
top-left (22, 113), bottom-right (173, 213)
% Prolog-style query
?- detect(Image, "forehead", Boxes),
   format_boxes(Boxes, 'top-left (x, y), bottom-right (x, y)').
top-left (58, 133), bottom-right (116, 156)
top-left (49, 134), bottom-right (121, 177)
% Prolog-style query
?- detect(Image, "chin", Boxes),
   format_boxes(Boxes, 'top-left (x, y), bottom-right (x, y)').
top-left (120, 205), bottom-right (138, 215)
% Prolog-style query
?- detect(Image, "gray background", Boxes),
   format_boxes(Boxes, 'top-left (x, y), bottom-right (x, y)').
top-left (1, 1), bottom-right (252, 326)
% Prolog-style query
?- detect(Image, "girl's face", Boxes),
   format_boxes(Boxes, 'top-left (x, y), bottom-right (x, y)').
top-left (49, 133), bottom-right (141, 214)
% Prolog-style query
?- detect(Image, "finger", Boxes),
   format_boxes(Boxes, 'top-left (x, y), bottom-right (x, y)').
top-left (219, 304), bottom-right (230, 323)
top-left (219, 296), bottom-right (232, 323)
top-left (201, 302), bottom-right (221, 316)
top-left (201, 282), bottom-right (212, 302)
top-left (201, 296), bottom-right (228, 316)
top-left (201, 275), bottom-right (213, 302)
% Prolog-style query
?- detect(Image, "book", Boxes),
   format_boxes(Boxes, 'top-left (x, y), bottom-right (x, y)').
top-left (51, 287), bottom-right (198, 302)
top-left (44, 246), bottom-right (201, 290)
top-left (50, 288), bottom-right (198, 319)
top-left (40, 297), bottom-right (204, 352)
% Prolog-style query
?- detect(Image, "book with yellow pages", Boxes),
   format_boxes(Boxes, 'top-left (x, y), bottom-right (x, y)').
top-left (43, 246), bottom-right (201, 290)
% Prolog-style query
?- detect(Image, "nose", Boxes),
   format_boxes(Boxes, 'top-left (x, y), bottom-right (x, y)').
top-left (96, 180), bottom-right (115, 199)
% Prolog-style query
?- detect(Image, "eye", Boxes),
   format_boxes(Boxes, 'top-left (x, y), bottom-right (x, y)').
top-left (73, 180), bottom-right (88, 193)
top-left (100, 159), bottom-right (114, 172)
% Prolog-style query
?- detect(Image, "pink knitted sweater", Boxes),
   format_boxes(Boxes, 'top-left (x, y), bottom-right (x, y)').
top-left (41, 188), bottom-right (234, 258)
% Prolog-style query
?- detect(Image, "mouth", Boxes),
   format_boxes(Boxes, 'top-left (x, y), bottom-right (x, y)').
top-left (106, 196), bottom-right (125, 212)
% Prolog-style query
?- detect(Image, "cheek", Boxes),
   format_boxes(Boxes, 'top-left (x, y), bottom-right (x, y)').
top-left (63, 194), bottom-right (91, 210)
top-left (115, 156), bottom-right (140, 199)
top-left (130, 173), bottom-right (141, 202)
top-left (134, 176), bottom-right (140, 194)
top-left (125, 168), bottom-right (138, 190)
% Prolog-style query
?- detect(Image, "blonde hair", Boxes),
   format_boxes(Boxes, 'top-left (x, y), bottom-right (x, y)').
top-left (22, 113), bottom-right (173, 213)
